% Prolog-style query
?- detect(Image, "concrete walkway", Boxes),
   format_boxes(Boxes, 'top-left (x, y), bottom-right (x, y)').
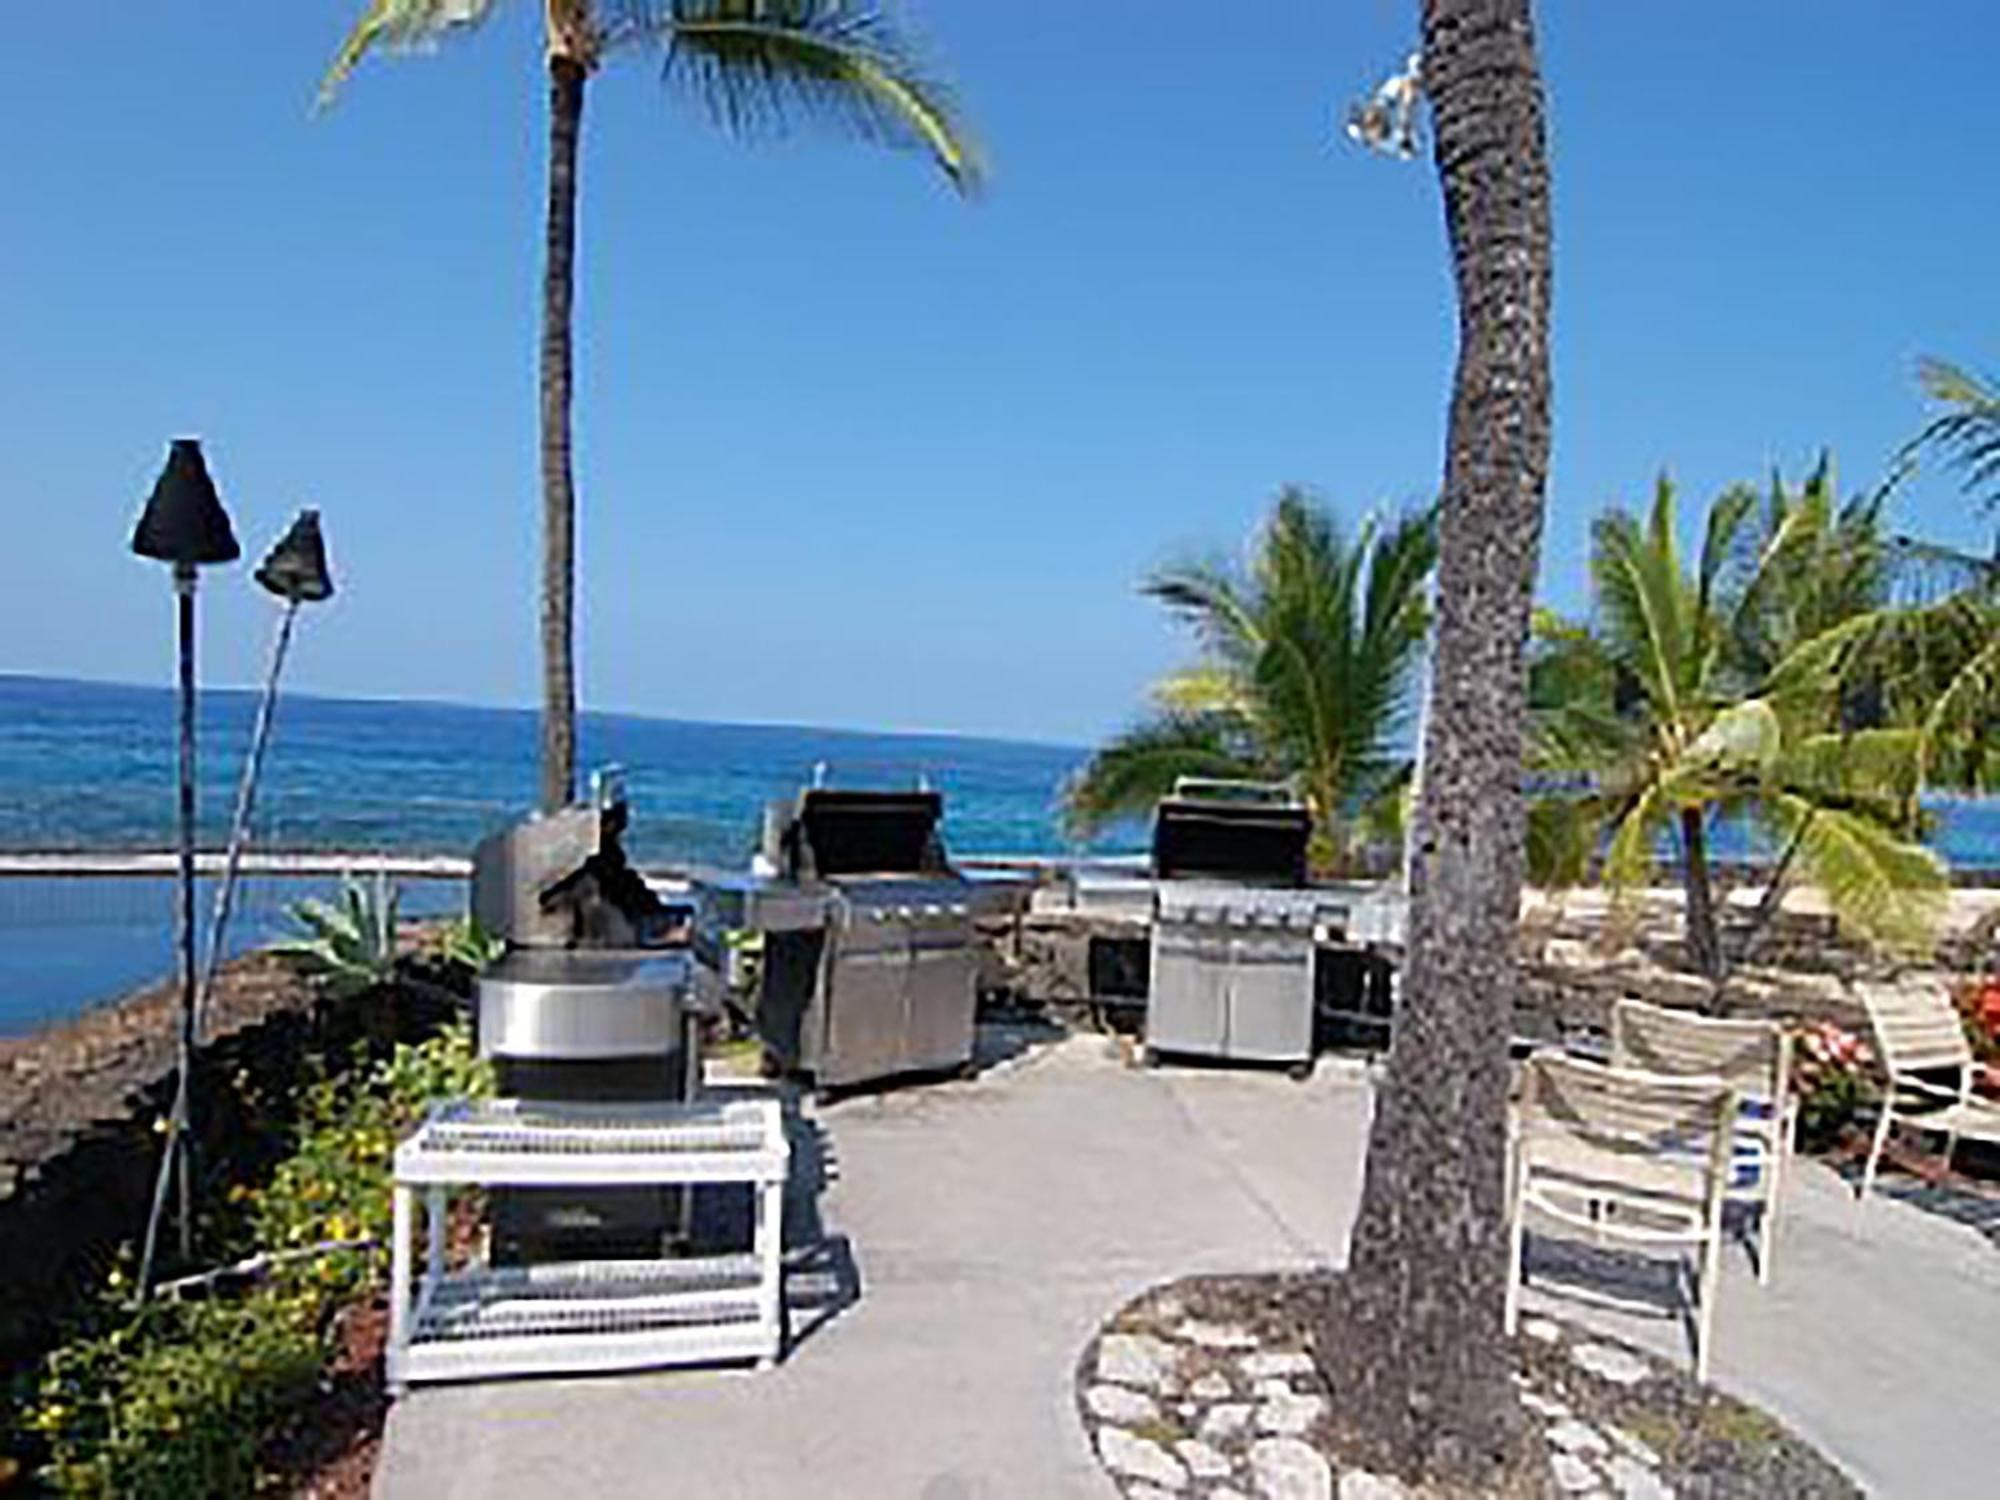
top-left (377, 1032), bottom-right (2000, 1499)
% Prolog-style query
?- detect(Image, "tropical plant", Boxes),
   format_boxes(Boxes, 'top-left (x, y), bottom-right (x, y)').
top-left (1527, 464), bottom-right (1947, 987)
top-left (272, 872), bottom-right (401, 998)
top-left (1329, 0), bottom-right (1554, 1484)
top-left (432, 914), bottom-right (505, 974)
top-left (1064, 487), bottom-right (1436, 875)
top-left (323, 1), bottom-right (981, 810)
top-left (1909, 354), bottom-right (2000, 522)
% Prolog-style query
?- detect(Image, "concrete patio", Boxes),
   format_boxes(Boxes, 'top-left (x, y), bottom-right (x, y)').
top-left (376, 1029), bottom-right (2000, 1499)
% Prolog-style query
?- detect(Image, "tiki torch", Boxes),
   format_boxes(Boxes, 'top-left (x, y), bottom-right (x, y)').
top-left (194, 510), bottom-right (336, 1040)
top-left (130, 439), bottom-right (239, 1290)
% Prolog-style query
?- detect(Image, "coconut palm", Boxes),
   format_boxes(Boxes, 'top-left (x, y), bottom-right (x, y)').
top-left (1528, 465), bottom-right (1946, 986)
top-left (1064, 488), bottom-right (1436, 875)
top-left (322, 1), bottom-right (981, 810)
top-left (1329, 0), bottom-right (1554, 1482)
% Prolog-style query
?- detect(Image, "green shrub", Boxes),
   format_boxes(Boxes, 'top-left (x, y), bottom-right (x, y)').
top-left (21, 1024), bottom-right (491, 1497)
top-left (27, 1292), bottom-right (319, 1499)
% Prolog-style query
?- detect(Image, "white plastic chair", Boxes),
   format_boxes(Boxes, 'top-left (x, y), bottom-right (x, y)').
top-left (1856, 976), bottom-right (2000, 1203)
top-left (1610, 999), bottom-right (1795, 1283)
top-left (1506, 1050), bottom-right (1737, 1381)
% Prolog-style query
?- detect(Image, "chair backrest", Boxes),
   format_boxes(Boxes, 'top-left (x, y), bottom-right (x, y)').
top-left (1611, 999), bottom-right (1790, 1109)
top-left (1855, 977), bottom-right (1972, 1079)
top-left (1518, 1051), bottom-right (1736, 1174)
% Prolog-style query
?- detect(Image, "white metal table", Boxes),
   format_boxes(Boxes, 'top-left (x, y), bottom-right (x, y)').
top-left (387, 1096), bottom-right (788, 1391)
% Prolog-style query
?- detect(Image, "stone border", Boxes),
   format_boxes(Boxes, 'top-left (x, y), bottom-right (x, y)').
top-left (1074, 1276), bottom-right (1858, 1499)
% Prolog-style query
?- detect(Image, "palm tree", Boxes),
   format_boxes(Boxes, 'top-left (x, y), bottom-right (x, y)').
top-left (1064, 488), bottom-right (1436, 874)
top-left (1327, 0), bottom-right (1553, 1484)
top-left (1527, 465), bottom-right (1946, 990)
top-left (322, 1), bottom-right (980, 810)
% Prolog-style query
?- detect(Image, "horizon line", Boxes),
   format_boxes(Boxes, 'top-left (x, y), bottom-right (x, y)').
top-left (0, 670), bottom-right (1089, 758)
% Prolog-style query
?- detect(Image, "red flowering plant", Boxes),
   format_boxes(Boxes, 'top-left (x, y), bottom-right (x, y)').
top-left (1791, 1019), bottom-right (1878, 1149)
top-left (1950, 974), bottom-right (2000, 1095)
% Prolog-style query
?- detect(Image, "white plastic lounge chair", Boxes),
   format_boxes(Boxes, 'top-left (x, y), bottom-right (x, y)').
top-left (1856, 976), bottom-right (2000, 1203)
top-left (1506, 1050), bottom-right (1737, 1381)
top-left (1611, 999), bottom-right (1795, 1283)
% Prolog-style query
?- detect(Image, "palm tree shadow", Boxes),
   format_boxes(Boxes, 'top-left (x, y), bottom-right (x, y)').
top-left (1823, 1155), bottom-right (2000, 1252)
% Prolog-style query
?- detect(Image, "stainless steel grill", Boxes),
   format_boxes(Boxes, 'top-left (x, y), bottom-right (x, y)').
top-left (468, 788), bottom-right (699, 1262)
top-left (694, 782), bottom-right (1024, 1094)
top-left (1143, 780), bottom-right (1340, 1074)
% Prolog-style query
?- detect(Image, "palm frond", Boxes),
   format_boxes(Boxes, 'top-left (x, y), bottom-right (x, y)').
top-left (1765, 793), bottom-right (1947, 956)
top-left (1681, 698), bottom-right (1782, 778)
top-left (1591, 492), bottom-right (1687, 723)
top-left (1150, 665), bottom-right (1251, 717)
top-left (1696, 480), bottom-right (1758, 635)
top-left (1061, 715), bottom-right (1258, 839)
top-left (1921, 626), bottom-right (2000, 787)
top-left (659, 1), bottom-right (982, 193)
top-left (1775, 727), bottom-right (1925, 812)
top-left (1909, 355), bottom-right (2000, 513)
top-left (1601, 781), bottom-right (1672, 900)
top-left (1526, 795), bottom-right (1600, 889)
top-left (320, 0), bottom-right (499, 106)
top-left (1143, 558), bottom-right (1265, 672)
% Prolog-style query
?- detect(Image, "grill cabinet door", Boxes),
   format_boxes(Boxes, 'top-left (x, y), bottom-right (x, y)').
top-left (903, 909), bottom-right (978, 1075)
top-left (1225, 919), bottom-right (1314, 1062)
top-left (1148, 914), bottom-right (1229, 1056)
top-left (823, 909), bottom-right (910, 1087)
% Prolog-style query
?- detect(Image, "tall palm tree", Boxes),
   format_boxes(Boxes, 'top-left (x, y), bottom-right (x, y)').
top-left (1328, 0), bottom-right (1553, 1484)
top-left (1065, 488), bottom-right (1436, 874)
top-left (322, 1), bottom-right (981, 809)
top-left (1528, 466), bottom-right (1946, 989)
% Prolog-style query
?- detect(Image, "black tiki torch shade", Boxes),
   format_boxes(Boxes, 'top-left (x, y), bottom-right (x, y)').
top-left (255, 508), bottom-right (335, 602)
top-left (130, 438), bottom-right (240, 566)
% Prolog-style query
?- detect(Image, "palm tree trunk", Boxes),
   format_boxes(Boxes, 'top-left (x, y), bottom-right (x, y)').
top-left (538, 54), bottom-right (586, 812)
top-left (1679, 805), bottom-right (1722, 984)
top-left (1327, 0), bottom-right (1552, 1484)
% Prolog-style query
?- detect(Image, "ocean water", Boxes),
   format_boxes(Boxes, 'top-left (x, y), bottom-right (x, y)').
top-left (0, 673), bottom-right (1101, 1033)
top-left (0, 674), bottom-right (1094, 866)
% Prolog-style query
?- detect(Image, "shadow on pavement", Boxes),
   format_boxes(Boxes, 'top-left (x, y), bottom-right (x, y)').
top-left (685, 1079), bottom-right (863, 1358)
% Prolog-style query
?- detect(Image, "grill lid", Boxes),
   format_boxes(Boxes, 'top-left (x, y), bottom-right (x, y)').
top-left (776, 788), bottom-right (946, 880)
top-left (471, 799), bottom-right (685, 948)
top-left (1151, 779), bottom-right (1310, 886)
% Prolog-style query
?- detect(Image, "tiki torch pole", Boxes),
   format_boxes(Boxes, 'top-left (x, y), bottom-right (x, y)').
top-left (172, 562), bottom-right (198, 1259)
top-left (130, 438), bottom-right (239, 1295)
top-left (196, 510), bottom-right (335, 1039)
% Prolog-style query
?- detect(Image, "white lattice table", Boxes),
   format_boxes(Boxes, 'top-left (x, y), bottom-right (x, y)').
top-left (387, 1096), bottom-right (788, 1391)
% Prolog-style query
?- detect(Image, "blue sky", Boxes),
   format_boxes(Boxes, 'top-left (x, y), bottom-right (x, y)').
top-left (1, 2), bottom-right (1993, 746)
